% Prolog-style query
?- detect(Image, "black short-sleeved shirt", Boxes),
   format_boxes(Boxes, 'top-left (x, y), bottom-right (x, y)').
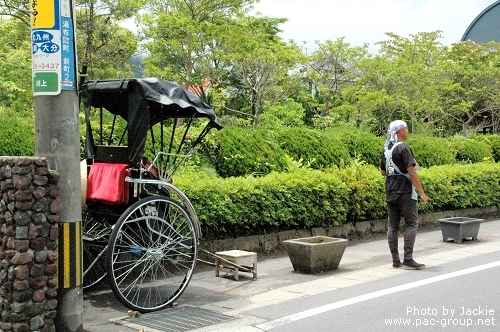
top-left (380, 143), bottom-right (416, 201)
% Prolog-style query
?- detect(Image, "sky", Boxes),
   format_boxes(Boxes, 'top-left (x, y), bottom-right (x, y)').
top-left (251, 0), bottom-right (497, 53)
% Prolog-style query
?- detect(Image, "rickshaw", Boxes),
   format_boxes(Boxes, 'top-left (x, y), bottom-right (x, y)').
top-left (80, 77), bottom-right (222, 313)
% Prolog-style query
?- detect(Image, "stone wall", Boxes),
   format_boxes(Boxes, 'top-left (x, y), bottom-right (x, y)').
top-left (200, 206), bottom-right (500, 255)
top-left (0, 157), bottom-right (59, 332)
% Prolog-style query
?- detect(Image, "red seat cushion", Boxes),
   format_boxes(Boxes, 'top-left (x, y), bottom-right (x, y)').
top-left (86, 163), bottom-right (130, 204)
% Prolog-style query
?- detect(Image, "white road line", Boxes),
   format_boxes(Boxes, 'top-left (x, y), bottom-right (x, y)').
top-left (256, 260), bottom-right (500, 331)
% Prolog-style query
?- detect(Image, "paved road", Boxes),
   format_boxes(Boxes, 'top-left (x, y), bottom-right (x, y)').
top-left (251, 251), bottom-right (500, 331)
top-left (83, 219), bottom-right (500, 332)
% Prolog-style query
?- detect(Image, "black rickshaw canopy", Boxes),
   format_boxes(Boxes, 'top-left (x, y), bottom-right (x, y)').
top-left (81, 77), bottom-right (222, 166)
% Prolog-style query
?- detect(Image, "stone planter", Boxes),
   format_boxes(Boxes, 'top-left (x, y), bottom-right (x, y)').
top-left (438, 217), bottom-right (483, 243)
top-left (283, 236), bottom-right (347, 273)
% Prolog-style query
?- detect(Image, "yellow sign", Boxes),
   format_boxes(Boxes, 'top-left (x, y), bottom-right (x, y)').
top-left (31, 0), bottom-right (56, 29)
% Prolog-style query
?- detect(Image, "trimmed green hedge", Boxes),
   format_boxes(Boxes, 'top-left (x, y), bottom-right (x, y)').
top-left (324, 161), bottom-right (386, 222)
top-left (5, 113), bottom-right (500, 175)
top-left (329, 128), bottom-right (385, 167)
top-left (208, 127), bottom-right (287, 177)
top-left (446, 136), bottom-right (492, 163)
top-left (0, 108), bottom-right (35, 156)
top-left (471, 135), bottom-right (500, 162)
top-left (406, 136), bottom-right (455, 167)
top-left (419, 162), bottom-right (500, 213)
top-left (206, 126), bottom-right (500, 177)
top-left (276, 128), bottom-right (350, 169)
top-left (175, 162), bottom-right (500, 240)
top-left (177, 168), bottom-right (350, 239)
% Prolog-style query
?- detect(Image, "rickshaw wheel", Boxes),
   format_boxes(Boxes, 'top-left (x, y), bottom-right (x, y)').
top-left (82, 207), bottom-right (112, 290)
top-left (106, 195), bottom-right (197, 313)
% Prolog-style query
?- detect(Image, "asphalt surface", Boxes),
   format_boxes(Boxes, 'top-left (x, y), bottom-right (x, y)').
top-left (83, 218), bottom-right (500, 332)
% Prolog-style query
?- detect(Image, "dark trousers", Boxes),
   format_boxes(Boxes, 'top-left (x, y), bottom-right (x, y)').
top-left (387, 193), bottom-right (419, 261)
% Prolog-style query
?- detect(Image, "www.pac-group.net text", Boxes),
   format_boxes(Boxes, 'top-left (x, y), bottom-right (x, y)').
top-left (385, 306), bottom-right (496, 328)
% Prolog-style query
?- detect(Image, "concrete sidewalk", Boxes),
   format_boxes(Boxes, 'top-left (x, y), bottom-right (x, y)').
top-left (83, 219), bottom-right (500, 332)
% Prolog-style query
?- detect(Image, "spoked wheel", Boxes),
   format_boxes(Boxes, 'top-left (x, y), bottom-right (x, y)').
top-left (106, 196), bottom-right (197, 313)
top-left (82, 208), bottom-right (112, 290)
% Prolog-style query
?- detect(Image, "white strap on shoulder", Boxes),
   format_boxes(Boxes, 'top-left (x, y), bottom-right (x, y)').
top-left (384, 142), bottom-right (418, 200)
top-left (384, 142), bottom-right (402, 174)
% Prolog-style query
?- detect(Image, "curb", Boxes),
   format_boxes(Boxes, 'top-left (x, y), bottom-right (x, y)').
top-left (199, 206), bottom-right (499, 255)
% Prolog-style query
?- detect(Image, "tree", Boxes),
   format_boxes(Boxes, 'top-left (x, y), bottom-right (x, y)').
top-left (219, 15), bottom-right (305, 128)
top-left (259, 98), bottom-right (305, 129)
top-left (439, 41), bottom-right (500, 135)
top-left (0, 17), bottom-right (34, 156)
top-left (75, 0), bottom-right (144, 81)
top-left (337, 85), bottom-right (392, 132)
top-left (141, 0), bottom-right (257, 89)
top-left (0, 17), bottom-right (32, 114)
top-left (0, 0), bottom-right (31, 26)
top-left (359, 31), bottom-right (447, 134)
top-left (141, 1), bottom-right (305, 129)
top-left (347, 53), bottom-right (410, 134)
top-left (1, 0), bottom-right (141, 81)
top-left (304, 38), bottom-right (369, 118)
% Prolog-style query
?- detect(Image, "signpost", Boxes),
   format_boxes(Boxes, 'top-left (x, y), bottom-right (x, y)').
top-left (31, 0), bottom-right (82, 331)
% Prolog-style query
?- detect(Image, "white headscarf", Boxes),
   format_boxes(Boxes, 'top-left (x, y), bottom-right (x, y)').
top-left (384, 120), bottom-right (407, 148)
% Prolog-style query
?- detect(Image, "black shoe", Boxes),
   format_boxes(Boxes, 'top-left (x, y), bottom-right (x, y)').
top-left (392, 260), bottom-right (402, 268)
top-left (403, 259), bottom-right (426, 269)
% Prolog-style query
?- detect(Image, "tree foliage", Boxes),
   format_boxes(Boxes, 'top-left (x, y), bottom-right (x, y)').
top-left (141, 3), bottom-right (305, 128)
top-left (75, 0), bottom-right (143, 80)
top-left (217, 15), bottom-right (305, 128)
top-left (259, 98), bottom-right (305, 129)
top-left (0, 0), bottom-right (30, 26)
top-left (359, 32), bottom-right (447, 134)
top-left (141, 0), bottom-right (257, 87)
top-left (439, 41), bottom-right (500, 135)
top-left (2, 0), bottom-right (500, 137)
top-left (0, 18), bottom-right (32, 114)
top-left (305, 38), bottom-right (369, 118)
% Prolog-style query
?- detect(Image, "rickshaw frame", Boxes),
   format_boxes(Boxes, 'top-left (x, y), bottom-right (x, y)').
top-left (80, 77), bottom-right (223, 313)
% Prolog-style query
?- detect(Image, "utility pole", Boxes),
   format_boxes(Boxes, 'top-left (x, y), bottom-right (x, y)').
top-left (31, 0), bottom-right (83, 331)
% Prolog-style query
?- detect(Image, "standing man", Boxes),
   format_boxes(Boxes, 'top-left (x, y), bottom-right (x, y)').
top-left (380, 120), bottom-right (428, 269)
